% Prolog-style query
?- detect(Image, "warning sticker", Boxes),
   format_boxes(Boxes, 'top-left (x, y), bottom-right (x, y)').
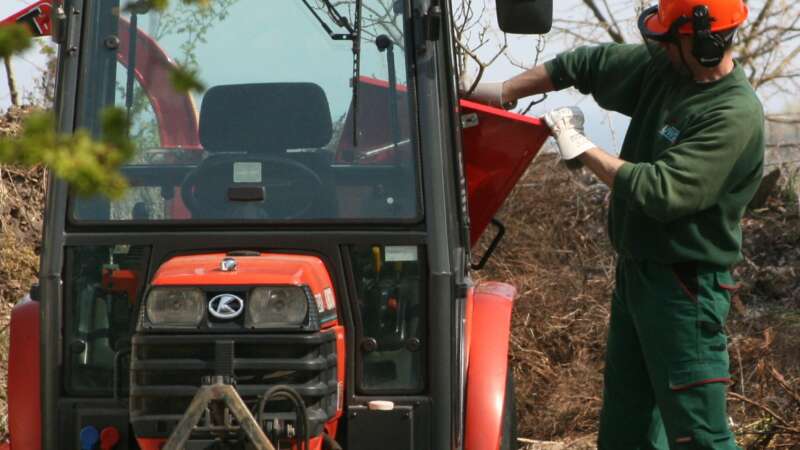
top-left (323, 288), bottom-right (336, 310)
top-left (384, 246), bottom-right (418, 262)
top-left (233, 162), bottom-right (262, 183)
top-left (314, 293), bottom-right (325, 313)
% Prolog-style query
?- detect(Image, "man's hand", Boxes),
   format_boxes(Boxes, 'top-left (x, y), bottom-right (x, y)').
top-left (458, 74), bottom-right (517, 110)
top-left (544, 107), bottom-right (597, 160)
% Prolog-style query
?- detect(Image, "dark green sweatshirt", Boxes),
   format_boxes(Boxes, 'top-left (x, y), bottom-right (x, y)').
top-left (545, 44), bottom-right (764, 267)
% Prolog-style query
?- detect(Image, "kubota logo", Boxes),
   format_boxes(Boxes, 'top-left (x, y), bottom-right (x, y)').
top-left (208, 294), bottom-right (245, 319)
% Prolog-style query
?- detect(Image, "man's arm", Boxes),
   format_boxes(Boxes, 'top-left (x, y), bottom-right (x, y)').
top-left (504, 64), bottom-right (555, 102)
top-left (578, 148), bottom-right (626, 188)
top-left (460, 63), bottom-right (555, 108)
top-left (544, 107), bottom-right (626, 188)
top-left (547, 104), bottom-right (762, 223)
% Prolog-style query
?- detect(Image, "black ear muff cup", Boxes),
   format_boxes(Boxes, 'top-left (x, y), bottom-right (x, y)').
top-left (691, 5), bottom-right (726, 68)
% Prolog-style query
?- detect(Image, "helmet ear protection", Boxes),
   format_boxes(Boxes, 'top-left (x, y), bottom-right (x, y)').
top-left (638, 3), bottom-right (736, 68)
top-left (689, 5), bottom-right (728, 68)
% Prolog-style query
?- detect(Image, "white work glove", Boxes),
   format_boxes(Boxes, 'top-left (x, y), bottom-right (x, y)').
top-left (458, 73), bottom-right (517, 110)
top-left (543, 107), bottom-right (597, 160)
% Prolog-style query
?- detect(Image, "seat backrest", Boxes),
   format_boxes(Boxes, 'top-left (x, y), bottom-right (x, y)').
top-left (199, 83), bottom-right (333, 154)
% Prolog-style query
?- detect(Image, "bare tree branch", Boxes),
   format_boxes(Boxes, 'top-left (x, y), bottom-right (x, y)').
top-left (579, 0), bottom-right (625, 43)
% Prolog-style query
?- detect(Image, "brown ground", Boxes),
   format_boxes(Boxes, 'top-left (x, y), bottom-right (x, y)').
top-left (0, 108), bottom-right (799, 448)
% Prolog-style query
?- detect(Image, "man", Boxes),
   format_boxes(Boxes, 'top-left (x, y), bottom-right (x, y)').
top-left (463, 0), bottom-right (763, 449)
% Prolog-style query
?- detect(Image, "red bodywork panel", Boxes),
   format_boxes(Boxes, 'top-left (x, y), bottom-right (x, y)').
top-left (139, 253), bottom-right (343, 450)
top-left (8, 299), bottom-right (42, 450)
top-left (0, 0), bottom-right (52, 36)
top-left (154, 252), bottom-right (334, 293)
top-left (464, 282), bottom-right (517, 450)
top-left (151, 252), bottom-right (340, 330)
top-left (460, 100), bottom-right (550, 245)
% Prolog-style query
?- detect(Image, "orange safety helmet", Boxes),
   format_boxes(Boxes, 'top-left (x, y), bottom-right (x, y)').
top-left (639, 0), bottom-right (748, 41)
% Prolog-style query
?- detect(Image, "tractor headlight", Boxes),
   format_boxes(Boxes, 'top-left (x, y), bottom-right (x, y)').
top-left (245, 286), bottom-right (309, 329)
top-left (145, 287), bottom-right (206, 328)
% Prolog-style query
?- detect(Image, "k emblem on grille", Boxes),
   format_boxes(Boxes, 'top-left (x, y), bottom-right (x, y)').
top-left (208, 293), bottom-right (245, 319)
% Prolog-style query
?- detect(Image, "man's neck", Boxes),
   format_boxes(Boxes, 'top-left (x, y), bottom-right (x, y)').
top-left (692, 56), bottom-right (735, 83)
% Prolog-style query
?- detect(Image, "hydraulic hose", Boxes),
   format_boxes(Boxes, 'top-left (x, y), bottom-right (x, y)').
top-left (257, 385), bottom-right (310, 450)
top-left (322, 432), bottom-right (344, 450)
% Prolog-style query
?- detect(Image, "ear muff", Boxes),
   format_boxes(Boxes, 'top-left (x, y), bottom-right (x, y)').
top-left (690, 5), bottom-right (727, 68)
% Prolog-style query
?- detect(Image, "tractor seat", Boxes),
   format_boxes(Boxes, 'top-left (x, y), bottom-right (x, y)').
top-left (185, 82), bottom-right (337, 219)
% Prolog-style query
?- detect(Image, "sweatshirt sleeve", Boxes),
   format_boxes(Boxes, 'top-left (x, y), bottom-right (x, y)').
top-left (544, 44), bottom-right (651, 117)
top-left (613, 102), bottom-right (762, 223)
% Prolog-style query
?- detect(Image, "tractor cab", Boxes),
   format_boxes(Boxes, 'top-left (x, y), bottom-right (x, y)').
top-left (3, 1), bottom-right (552, 449)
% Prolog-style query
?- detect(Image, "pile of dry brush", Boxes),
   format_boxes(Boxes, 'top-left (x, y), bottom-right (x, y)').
top-left (478, 153), bottom-right (800, 448)
top-left (0, 106), bottom-right (46, 440)
top-left (0, 107), bottom-right (799, 448)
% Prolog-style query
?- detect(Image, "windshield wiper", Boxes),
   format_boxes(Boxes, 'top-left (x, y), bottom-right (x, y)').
top-left (301, 0), bottom-right (363, 146)
top-left (300, 0), bottom-right (357, 41)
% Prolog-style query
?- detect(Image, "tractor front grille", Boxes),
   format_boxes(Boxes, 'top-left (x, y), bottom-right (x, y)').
top-left (129, 332), bottom-right (338, 438)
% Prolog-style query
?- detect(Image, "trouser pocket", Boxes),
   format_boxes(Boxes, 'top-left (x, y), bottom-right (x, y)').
top-left (669, 263), bottom-right (732, 361)
top-left (666, 361), bottom-right (737, 450)
top-left (668, 360), bottom-right (731, 391)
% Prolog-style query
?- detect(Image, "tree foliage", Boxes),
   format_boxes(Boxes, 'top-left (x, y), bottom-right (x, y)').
top-left (0, 108), bottom-right (134, 198)
top-left (0, 24), bottom-right (32, 59)
top-left (0, 0), bottom-right (210, 198)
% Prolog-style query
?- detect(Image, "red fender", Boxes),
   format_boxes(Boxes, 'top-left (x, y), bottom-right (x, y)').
top-left (8, 298), bottom-right (42, 450)
top-left (464, 282), bottom-right (516, 450)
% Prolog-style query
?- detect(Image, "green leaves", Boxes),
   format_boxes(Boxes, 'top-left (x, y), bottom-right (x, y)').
top-left (169, 65), bottom-right (206, 93)
top-left (0, 108), bottom-right (135, 198)
top-left (0, 0), bottom-right (213, 199)
top-left (125, 0), bottom-right (210, 13)
top-left (0, 24), bottom-right (32, 59)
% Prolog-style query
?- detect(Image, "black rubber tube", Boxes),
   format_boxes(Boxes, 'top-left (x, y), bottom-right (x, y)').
top-left (257, 385), bottom-right (310, 450)
top-left (322, 432), bottom-right (344, 450)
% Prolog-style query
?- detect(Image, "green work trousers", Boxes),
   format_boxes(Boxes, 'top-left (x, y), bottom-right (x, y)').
top-left (597, 257), bottom-right (741, 450)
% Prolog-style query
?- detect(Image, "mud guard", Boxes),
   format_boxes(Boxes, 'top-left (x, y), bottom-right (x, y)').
top-left (464, 282), bottom-right (516, 450)
top-left (8, 297), bottom-right (42, 450)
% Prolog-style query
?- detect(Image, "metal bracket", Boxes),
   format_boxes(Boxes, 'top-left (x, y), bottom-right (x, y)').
top-left (163, 377), bottom-right (276, 450)
top-left (414, 4), bottom-right (442, 54)
top-left (471, 218), bottom-right (506, 271)
top-left (460, 113), bottom-right (479, 129)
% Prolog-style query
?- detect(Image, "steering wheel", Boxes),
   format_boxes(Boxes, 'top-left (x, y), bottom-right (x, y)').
top-left (180, 154), bottom-right (324, 219)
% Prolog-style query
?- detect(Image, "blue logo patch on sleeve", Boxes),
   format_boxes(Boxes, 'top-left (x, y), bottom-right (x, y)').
top-left (659, 124), bottom-right (681, 144)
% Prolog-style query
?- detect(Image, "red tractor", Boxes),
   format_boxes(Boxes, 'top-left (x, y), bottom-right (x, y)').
top-left (2, 0), bottom-right (553, 448)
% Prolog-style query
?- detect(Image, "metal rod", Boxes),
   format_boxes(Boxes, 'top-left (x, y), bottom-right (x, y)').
top-left (163, 378), bottom-right (276, 450)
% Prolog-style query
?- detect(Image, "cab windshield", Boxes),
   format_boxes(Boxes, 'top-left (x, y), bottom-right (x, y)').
top-left (72, 0), bottom-right (420, 223)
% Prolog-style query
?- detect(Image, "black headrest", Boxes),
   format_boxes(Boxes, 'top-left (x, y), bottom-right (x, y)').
top-left (199, 83), bottom-right (333, 153)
